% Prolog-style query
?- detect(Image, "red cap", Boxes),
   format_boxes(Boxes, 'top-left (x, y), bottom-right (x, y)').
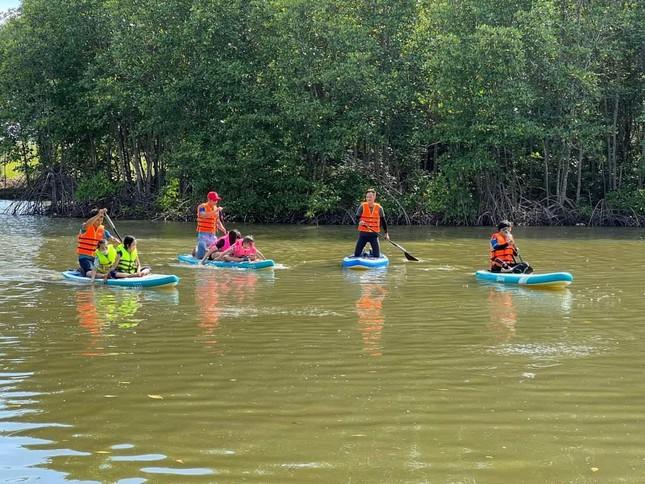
top-left (207, 191), bottom-right (221, 202)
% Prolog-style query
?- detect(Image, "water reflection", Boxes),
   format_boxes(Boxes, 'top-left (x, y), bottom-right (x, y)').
top-left (76, 288), bottom-right (143, 356)
top-left (485, 284), bottom-right (573, 342)
top-left (195, 270), bottom-right (266, 348)
top-left (344, 270), bottom-right (388, 357)
top-left (487, 287), bottom-right (517, 342)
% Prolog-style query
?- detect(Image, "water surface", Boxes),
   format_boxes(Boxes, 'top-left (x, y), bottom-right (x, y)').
top-left (1, 201), bottom-right (644, 482)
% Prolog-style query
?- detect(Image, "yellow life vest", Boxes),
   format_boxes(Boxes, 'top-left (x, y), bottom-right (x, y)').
top-left (94, 245), bottom-right (117, 273)
top-left (116, 244), bottom-right (139, 274)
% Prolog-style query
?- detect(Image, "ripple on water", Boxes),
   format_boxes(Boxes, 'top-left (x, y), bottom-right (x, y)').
top-left (110, 453), bottom-right (167, 462)
top-left (488, 342), bottom-right (598, 359)
top-left (140, 466), bottom-right (216, 476)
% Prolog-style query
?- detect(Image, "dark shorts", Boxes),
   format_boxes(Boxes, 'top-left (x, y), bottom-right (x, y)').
top-left (78, 256), bottom-right (94, 277)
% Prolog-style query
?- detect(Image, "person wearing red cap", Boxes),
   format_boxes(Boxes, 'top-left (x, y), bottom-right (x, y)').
top-left (195, 191), bottom-right (226, 258)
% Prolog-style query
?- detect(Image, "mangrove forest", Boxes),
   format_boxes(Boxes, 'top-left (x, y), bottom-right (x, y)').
top-left (0, 0), bottom-right (643, 225)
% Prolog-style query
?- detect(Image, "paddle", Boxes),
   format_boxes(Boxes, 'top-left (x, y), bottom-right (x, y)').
top-left (104, 213), bottom-right (123, 242)
top-left (363, 225), bottom-right (419, 262)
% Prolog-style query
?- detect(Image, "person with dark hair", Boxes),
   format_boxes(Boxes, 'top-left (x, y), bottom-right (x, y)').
top-left (200, 229), bottom-right (242, 263)
top-left (490, 221), bottom-right (532, 273)
top-left (353, 188), bottom-right (388, 258)
top-left (76, 208), bottom-right (120, 276)
top-left (111, 236), bottom-right (151, 278)
top-left (220, 235), bottom-right (265, 262)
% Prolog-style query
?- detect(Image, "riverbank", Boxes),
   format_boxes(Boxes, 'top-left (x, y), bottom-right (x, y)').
top-left (2, 189), bottom-right (643, 227)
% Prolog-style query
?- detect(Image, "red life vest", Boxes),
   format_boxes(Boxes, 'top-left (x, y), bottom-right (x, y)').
top-left (490, 231), bottom-right (516, 269)
top-left (232, 239), bottom-right (257, 258)
top-left (358, 202), bottom-right (381, 233)
top-left (196, 203), bottom-right (219, 234)
top-left (77, 224), bottom-right (105, 257)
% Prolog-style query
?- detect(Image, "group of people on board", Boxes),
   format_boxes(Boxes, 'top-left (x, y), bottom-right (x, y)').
top-left (75, 191), bottom-right (264, 280)
top-left (194, 191), bottom-right (265, 263)
top-left (76, 188), bottom-right (531, 279)
top-left (76, 208), bottom-right (149, 281)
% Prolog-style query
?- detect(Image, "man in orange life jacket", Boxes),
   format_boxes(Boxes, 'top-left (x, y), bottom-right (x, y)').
top-left (77, 208), bottom-right (120, 276)
top-left (195, 191), bottom-right (226, 259)
top-left (490, 220), bottom-right (532, 273)
top-left (353, 188), bottom-right (389, 258)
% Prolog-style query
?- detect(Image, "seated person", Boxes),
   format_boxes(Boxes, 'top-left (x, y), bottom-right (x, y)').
top-left (200, 230), bottom-right (242, 263)
top-left (490, 220), bottom-right (532, 274)
top-left (220, 235), bottom-right (265, 262)
top-left (112, 236), bottom-right (151, 278)
top-left (90, 239), bottom-right (118, 282)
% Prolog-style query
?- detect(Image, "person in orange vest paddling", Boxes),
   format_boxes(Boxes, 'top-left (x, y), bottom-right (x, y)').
top-left (76, 208), bottom-right (120, 276)
top-left (490, 220), bottom-right (532, 273)
top-left (195, 191), bottom-right (226, 259)
top-left (353, 188), bottom-right (389, 258)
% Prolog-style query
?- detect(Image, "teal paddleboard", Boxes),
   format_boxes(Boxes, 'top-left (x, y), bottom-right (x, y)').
top-left (177, 254), bottom-right (275, 270)
top-left (62, 271), bottom-right (179, 288)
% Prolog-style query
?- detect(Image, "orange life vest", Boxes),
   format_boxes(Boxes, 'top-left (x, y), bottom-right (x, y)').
top-left (196, 203), bottom-right (219, 234)
top-left (358, 202), bottom-right (381, 233)
top-left (77, 224), bottom-right (105, 257)
top-left (490, 231), bottom-right (516, 268)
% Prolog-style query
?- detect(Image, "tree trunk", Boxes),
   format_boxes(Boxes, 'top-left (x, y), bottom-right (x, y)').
top-left (558, 143), bottom-right (571, 204)
top-left (543, 140), bottom-right (550, 200)
top-left (575, 147), bottom-right (583, 205)
top-left (610, 93), bottom-right (619, 191)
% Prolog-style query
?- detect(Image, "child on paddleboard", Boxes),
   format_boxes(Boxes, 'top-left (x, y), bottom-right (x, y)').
top-left (220, 235), bottom-right (265, 262)
top-left (200, 229), bottom-right (242, 263)
top-left (90, 239), bottom-right (118, 282)
top-left (111, 236), bottom-right (152, 278)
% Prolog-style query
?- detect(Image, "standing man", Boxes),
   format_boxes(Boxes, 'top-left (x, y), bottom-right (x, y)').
top-left (195, 191), bottom-right (226, 259)
top-left (77, 208), bottom-right (120, 276)
top-left (353, 188), bottom-right (389, 258)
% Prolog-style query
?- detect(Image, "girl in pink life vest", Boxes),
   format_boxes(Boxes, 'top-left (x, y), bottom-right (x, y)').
top-left (200, 230), bottom-right (241, 263)
top-left (221, 235), bottom-right (265, 262)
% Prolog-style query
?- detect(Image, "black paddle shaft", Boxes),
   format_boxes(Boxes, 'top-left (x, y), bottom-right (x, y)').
top-left (104, 213), bottom-right (123, 242)
top-left (361, 224), bottom-right (419, 262)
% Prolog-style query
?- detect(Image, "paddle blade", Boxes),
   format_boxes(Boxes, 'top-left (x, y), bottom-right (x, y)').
top-left (388, 239), bottom-right (419, 261)
top-left (403, 251), bottom-right (419, 262)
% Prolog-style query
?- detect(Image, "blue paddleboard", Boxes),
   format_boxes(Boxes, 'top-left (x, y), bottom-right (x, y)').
top-left (474, 270), bottom-right (573, 288)
top-left (342, 255), bottom-right (389, 270)
top-left (62, 271), bottom-right (179, 288)
top-left (177, 254), bottom-right (275, 270)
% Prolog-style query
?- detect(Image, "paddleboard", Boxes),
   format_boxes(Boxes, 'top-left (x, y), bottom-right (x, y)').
top-left (342, 255), bottom-right (389, 270)
top-left (62, 271), bottom-right (179, 288)
top-left (474, 270), bottom-right (573, 288)
top-left (177, 254), bottom-right (275, 270)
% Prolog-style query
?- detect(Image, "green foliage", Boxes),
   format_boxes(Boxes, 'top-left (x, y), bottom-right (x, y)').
top-left (74, 173), bottom-right (121, 203)
top-left (155, 178), bottom-right (181, 212)
top-left (0, 0), bottom-right (642, 224)
top-left (606, 189), bottom-right (645, 216)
